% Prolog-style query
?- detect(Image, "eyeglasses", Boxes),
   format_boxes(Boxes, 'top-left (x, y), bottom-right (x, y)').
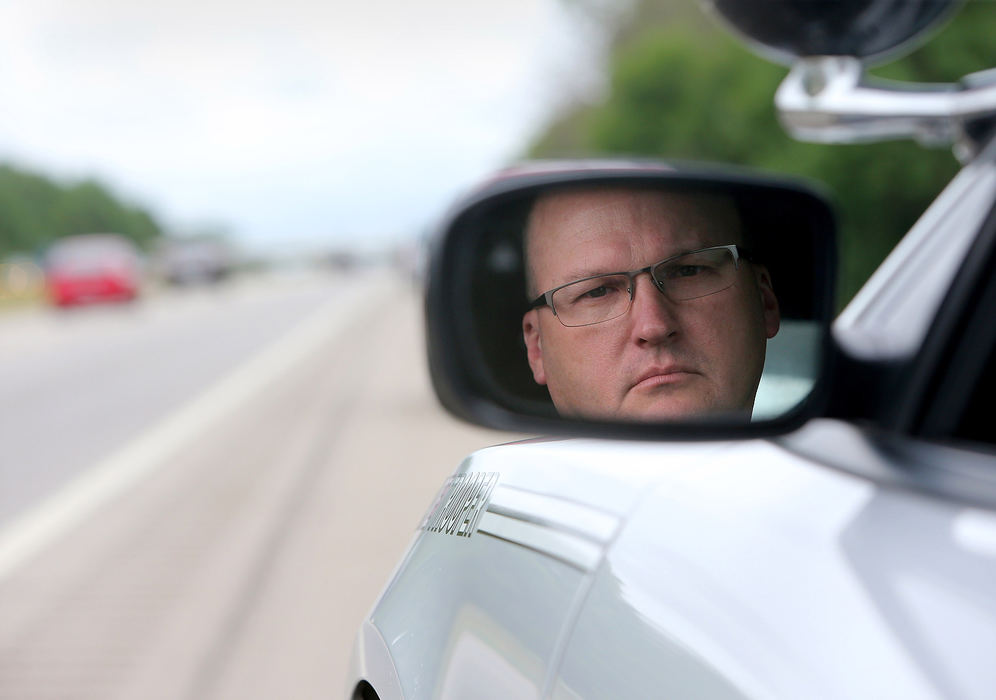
top-left (529, 244), bottom-right (749, 327)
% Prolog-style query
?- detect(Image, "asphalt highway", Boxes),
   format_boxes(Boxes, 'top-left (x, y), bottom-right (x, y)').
top-left (0, 271), bottom-right (358, 527)
top-left (0, 268), bottom-right (520, 699)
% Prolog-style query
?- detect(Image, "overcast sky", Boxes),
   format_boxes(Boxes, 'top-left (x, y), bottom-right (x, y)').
top-left (0, 0), bottom-right (604, 255)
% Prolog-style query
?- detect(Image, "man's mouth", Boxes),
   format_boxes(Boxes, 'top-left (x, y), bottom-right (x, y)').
top-left (632, 366), bottom-right (698, 390)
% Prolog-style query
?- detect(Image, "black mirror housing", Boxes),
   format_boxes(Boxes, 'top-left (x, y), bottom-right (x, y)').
top-left (706, 0), bottom-right (962, 65)
top-left (426, 161), bottom-right (837, 439)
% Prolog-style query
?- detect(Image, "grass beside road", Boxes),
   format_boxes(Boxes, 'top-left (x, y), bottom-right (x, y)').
top-left (0, 294), bottom-right (45, 314)
top-left (0, 258), bottom-right (45, 312)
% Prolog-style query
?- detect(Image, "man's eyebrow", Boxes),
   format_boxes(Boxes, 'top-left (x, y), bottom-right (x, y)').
top-left (553, 265), bottom-right (625, 287)
top-left (551, 245), bottom-right (713, 287)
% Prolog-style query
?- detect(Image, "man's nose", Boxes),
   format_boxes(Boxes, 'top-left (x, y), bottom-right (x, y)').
top-left (629, 273), bottom-right (678, 345)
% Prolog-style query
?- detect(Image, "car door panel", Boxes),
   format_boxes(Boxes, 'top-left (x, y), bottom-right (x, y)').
top-left (552, 439), bottom-right (996, 699)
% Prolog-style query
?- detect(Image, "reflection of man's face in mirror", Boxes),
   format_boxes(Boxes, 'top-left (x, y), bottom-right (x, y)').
top-left (521, 187), bottom-right (780, 421)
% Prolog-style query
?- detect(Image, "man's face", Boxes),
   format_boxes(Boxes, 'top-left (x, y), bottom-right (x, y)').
top-left (521, 187), bottom-right (780, 421)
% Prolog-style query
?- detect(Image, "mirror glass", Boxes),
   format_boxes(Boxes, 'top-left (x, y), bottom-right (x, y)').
top-left (432, 172), bottom-right (836, 428)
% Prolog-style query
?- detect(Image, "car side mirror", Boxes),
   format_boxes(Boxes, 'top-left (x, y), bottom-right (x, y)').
top-left (425, 161), bottom-right (837, 437)
top-left (705, 0), bottom-right (980, 152)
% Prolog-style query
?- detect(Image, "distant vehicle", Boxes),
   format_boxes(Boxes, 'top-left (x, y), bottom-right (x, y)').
top-left (44, 233), bottom-right (142, 307)
top-left (156, 237), bottom-right (233, 286)
top-left (325, 249), bottom-right (362, 272)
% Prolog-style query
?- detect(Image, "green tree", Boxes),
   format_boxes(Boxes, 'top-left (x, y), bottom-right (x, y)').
top-left (0, 165), bottom-right (162, 259)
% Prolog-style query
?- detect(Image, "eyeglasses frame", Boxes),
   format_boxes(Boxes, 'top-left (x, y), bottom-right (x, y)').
top-left (528, 244), bottom-right (752, 327)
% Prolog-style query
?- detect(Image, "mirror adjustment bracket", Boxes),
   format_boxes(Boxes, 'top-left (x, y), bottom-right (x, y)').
top-left (776, 56), bottom-right (996, 161)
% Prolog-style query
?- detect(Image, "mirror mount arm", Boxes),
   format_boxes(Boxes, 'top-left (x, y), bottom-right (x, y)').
top-left (776, 57), bottom-right (996, 161)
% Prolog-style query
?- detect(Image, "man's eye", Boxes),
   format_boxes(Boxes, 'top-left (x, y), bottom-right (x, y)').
top-left (570, 279), bottom-right (625, 304)
top-left (674, 265), bottom-right (704, 278)
top-left (663, 263), bottom-right (717, 279)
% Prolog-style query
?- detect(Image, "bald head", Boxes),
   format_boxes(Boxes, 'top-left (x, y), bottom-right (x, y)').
top-left (524, 187), bottom-right (743, 298)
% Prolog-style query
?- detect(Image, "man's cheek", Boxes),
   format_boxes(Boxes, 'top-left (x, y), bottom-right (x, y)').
top-left (559, 346), bottom-right (610, 406)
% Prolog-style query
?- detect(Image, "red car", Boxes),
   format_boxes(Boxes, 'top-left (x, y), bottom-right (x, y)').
top-left (45, 233), bottom-right (142, 307)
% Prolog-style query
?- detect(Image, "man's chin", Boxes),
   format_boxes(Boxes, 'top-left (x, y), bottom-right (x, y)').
top-left (621, 396), bottom-right (755, 423)
top-left (616, 388), bottom-right (730, 422)
top-left (619, 404), bottom-right (710, 422)
top-left (556, 385), bottom-right (751, 423)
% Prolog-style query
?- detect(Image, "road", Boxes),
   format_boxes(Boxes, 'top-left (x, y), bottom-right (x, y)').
top-left (0, 271), bottom-right (366, 526)
top-left (0, 269), bottom-right (523, 699)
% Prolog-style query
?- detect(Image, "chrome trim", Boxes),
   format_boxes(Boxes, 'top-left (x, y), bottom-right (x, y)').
top-left (420, 471), bottom-right (500, 538)
top-left (776, 57), bottom-right (996, 153)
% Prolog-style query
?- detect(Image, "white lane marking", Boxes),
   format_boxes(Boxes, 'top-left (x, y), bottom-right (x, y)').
top-left (0, 271), bottom-right (394, 582)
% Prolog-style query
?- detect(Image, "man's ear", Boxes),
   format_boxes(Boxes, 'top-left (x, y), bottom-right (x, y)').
top-left (522, 309), bottom-right (547, 386)
top-left (755, 265), bottom-right (780, 339)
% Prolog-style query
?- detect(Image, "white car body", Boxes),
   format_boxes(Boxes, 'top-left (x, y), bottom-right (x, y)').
top-left (350, 6), bottom-right (996, 698)
top-left (354, 428), bottom-right (996, 699)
